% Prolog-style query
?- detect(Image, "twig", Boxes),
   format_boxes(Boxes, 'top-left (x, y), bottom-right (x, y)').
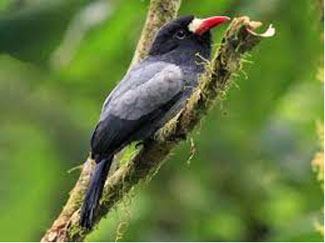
top-left (41, 6), bottom-right (275, 243)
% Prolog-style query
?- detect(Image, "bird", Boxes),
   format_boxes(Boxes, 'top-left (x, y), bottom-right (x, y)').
top-left (80, 15), bottom-right (230, 229)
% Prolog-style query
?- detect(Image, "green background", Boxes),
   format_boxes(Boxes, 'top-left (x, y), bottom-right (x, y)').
top-left (0, 0), bottom-right (323, 241)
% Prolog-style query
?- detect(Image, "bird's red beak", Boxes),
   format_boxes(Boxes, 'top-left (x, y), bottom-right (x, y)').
top-left (192, 16), bottom-right (231, 35)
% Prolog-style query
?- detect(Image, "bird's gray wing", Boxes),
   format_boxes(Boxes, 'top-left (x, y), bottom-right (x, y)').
top-left (91, 64), bottom-right (184, 156)
top-left (107, 64), bottom-right (183, 120)
top-left (101, 61), bottom-right (176, 113)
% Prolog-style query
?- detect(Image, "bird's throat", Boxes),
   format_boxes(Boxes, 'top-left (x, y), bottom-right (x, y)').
top-left (153, 43), bottom-right (211, 70)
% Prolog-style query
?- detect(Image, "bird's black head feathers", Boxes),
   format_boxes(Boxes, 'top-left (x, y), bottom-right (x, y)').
top-left (149, 15), bottom-right (212, 60)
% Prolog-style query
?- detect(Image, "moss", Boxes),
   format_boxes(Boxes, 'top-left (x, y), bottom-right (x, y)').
top-left (119, 142), bottom-right (141, 165)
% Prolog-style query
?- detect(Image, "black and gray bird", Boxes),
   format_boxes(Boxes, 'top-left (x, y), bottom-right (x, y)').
top-left (80, 15), bottom-right (230, 228)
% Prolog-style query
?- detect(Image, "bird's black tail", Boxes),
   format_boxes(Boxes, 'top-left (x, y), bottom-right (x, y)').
top-left (80, 155), bottom-right (113, 229)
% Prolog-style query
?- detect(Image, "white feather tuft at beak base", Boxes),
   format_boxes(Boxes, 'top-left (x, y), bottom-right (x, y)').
top-left (188, 18), bottom-right (204, 33)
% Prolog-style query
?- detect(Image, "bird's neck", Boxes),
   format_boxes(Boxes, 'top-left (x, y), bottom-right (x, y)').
top-left (148, 44), bottom-right (211, 72)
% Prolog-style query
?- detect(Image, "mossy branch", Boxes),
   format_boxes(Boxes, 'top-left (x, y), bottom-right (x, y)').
top-left (41, 6), bottom-right (275, 243)
top-left (41, 0), bottom-right (181, 241)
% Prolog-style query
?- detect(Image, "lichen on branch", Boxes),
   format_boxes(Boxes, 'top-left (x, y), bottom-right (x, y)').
top-left (41, 8), bottom-right (275, 242)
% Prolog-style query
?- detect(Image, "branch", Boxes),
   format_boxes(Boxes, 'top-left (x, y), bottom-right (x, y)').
top-left (41, 11), bottom-right (275, 243)
top-left (41, 0), bottom-right (181, 241)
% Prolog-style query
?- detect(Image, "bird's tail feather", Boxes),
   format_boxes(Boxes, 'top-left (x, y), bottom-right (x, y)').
top-left (80, 155), bottom-right (113, 229)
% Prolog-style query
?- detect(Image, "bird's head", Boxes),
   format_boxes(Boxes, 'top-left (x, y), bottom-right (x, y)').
top-left (149, 15), bottom-right (230, 60)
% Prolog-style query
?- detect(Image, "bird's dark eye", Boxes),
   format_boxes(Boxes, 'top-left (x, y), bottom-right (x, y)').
top-left (175, 29), bottom-right (186, 39)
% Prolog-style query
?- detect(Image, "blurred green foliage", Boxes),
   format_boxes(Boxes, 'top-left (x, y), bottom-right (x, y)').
top-left (0, 0), bottom-right (323, 241)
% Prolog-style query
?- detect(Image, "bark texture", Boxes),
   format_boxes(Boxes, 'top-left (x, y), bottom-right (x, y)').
top-left (41, 2), bottom-right (275, 241)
